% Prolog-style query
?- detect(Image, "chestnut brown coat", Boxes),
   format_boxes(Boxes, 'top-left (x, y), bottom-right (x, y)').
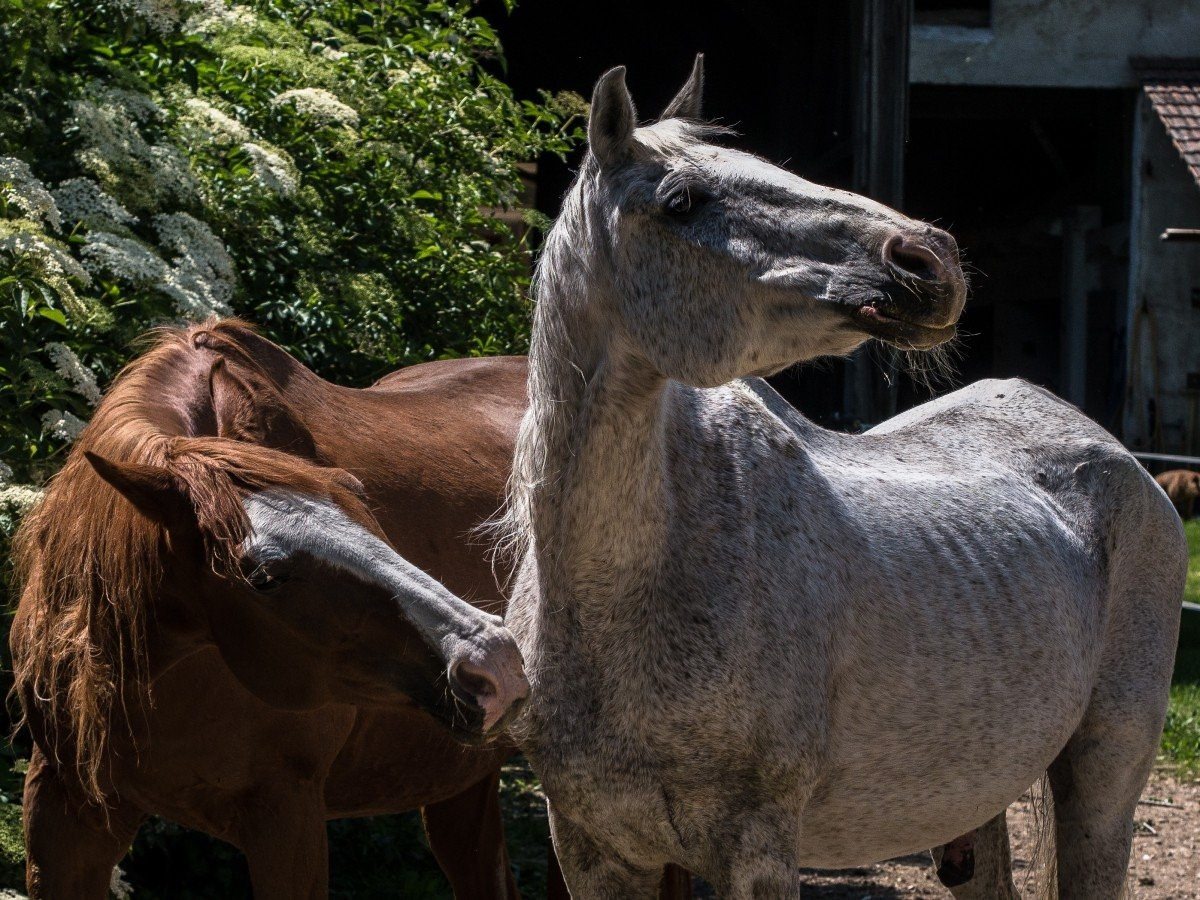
top-left (1156, 469), bottom-right (1200, 520)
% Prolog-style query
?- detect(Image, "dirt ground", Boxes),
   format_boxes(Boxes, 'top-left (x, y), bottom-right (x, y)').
top-left (790, 771), bottom-right (1199, 898)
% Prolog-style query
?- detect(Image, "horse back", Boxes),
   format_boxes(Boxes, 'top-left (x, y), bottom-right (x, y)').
top-left (865, 376), bottom-right (1186, 635)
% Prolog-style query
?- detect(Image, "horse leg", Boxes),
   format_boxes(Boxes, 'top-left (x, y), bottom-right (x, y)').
top-left (548, 851), bottom-right (691, 899)
top-left (23, 749), bottom-right (143, 900)
top-left (547, 804), bottom-right (662, 899)
top-left (930, 813), bottom-right (1018, 899)
top-left (658, 864), bottom-right (692, 898)
top-left (1046, 718), bottom-right (1159, 900)
top-left (1046, 593), bottom-right (1175, 898)
top-left (720, 809), bottom-right (804, 899)
top-left (235, 785), bottom-right (328, 900)
top-left (422, 769), bottom-right (520, 899)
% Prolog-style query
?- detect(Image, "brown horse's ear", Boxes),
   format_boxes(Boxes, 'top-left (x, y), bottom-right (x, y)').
top-left (84, 451), bottom-right (191, 527)
top-left (209, 358), bottom-right (317, 457)
top-left (327, 468), bottom-right (366, 497)
top-left (660, 53), bottom-right (704, 121)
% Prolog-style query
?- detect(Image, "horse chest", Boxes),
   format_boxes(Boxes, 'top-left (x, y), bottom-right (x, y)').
top-left (530, 733), bottom-right (683, 858)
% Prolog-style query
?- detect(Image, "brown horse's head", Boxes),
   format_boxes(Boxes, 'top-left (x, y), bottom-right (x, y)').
top-left (82, 443), bottom-right (527, 738)
top-left (11, 325), bottom-right (526, 802)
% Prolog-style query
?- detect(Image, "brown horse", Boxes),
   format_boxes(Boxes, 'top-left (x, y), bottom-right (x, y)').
top-left (10, 320), bottom-right (538, 899)
top-left (1156, 468), bottom-right (1200, 520)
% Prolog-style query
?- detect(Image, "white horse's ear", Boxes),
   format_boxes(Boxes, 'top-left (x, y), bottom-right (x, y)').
top-left (660, 54), bottom-right (704, 122)
top-left (589, 66), bottom-right (636, 168)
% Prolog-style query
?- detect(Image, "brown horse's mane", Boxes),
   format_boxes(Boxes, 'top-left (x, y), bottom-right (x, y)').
top-left (11, 319), bottom-right (369, 804)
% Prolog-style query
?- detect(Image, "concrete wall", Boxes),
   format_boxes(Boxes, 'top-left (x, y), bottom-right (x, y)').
top-left (1124, 93), bottom-right (1200, 451)
top-left (911, 0), bottom-right (1200, 87)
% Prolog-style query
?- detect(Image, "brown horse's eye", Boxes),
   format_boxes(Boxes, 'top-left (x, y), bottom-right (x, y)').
top-left (246, 564), bottom-right (288, 593)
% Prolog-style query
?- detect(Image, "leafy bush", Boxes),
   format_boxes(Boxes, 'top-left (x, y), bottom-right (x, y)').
top-left (0, 0), bottom-right (582, 513)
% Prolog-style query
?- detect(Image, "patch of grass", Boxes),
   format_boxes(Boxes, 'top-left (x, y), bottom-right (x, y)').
top-left (1185, 519), bottom-right (1200, 607)
top-left (1161, 520), bottom-right (1200, 779)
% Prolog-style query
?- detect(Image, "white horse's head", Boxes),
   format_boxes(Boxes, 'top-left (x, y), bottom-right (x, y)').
top-left (551, 56), bottom-right (967, 387)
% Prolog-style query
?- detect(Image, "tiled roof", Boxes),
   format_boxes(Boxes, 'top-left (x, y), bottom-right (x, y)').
top-left (1135, 60), bottom-right (1200, 191)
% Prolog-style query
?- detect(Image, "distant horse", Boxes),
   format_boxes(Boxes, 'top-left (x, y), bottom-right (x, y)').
top-left (11, 322), bottom-right (534, 899)
top-left (1156, 468), bottom-right (1200, 519)
top-left (498, 57), bottom-right (1186, 898)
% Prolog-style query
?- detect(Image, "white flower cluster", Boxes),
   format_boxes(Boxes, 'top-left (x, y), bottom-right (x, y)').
top-left (148, 144), bottom-right (200, 202)
top-left (0, 482), bottom-right (43, 522)
top-left (46, 342), bottom-right (102, 405)
top-left (113, 0), bottom-right (193, 35)
top-left (0, 226), bottom-right (93, 316)
top-left (0, 156), bottom-right (61, 231)
top-left (94, 85), bottom-right (163, 124)
top-left (0, 229), bottom-right (91, 285)
top-left (72, 85), bottom-right (198, 209)
top-left (273, 88), bottom-right (360, 127)
top-left (178, 98), bottom-right (298, 196)
top-left (82, 231), bottom-right (167, 285)
top-left (154, 213), bottom-right (235, 318)
top-left (181, 97), bottom-right (250, 145)
top-left (52, 178), bottom-right (137, 230)
top-left (0, 455), bottom-right (42, 533)
top-left (241, 142), bottom-right (298, 197)
top-left (184, 0), bottom-right (255, 34)
top-left (83, 215), bottom-right (234, 320)
top-left (41, 409), bottom-right (88, 443)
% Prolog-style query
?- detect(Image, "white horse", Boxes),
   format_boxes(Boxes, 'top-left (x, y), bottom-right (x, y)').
top-left (499, 56), bottom-right (1186, 898)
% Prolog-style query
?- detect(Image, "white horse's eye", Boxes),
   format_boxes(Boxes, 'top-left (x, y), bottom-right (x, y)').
top-left (665, 189), bottom-right (692, 215)
top-left (663, 184), bottom-right (711, 218)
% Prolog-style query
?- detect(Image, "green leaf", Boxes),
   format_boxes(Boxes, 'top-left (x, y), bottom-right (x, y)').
top-left (36, 307), bottom-right (67, 327)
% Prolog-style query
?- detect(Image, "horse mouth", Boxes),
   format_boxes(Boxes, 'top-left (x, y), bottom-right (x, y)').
top-left (437, 685), bottom-right (526, 746)
top-left (852, 302), bottom-right (957, 350)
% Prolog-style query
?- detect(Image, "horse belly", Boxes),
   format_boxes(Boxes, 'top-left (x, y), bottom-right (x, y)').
top-left (798, 658), bottom-right (1086, 867)
top-left (799, 687), bottom-right (1088, 867)
top-left (797, 757), bottom-right (1051, 869)
top-left (796, 587), bottom-right (1099, 867)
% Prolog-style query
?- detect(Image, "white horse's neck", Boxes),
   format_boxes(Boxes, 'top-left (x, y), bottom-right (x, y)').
top-left (515, 268), bottom-right (672, 609)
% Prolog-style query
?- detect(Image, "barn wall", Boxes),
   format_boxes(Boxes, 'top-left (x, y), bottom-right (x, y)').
top-left (1124, 95), bottom-right (1200, 451)
top-left (911, 0), bottom-right (1200, 88)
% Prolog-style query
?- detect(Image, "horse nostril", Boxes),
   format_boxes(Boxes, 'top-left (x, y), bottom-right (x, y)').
top-left (451, 659), bottom-right (499, 704)
top-left (449, 654), bottom-right (529, 734)
top-left (883, 235), bottom-right (946, 283)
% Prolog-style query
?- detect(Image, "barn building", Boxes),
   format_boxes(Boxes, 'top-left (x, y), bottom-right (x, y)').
top-left (485, 0), bottom-right (1200, 451)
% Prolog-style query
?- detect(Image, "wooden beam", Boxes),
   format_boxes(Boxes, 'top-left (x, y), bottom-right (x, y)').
top-left (1161, 228), bottom-right (1200, 242)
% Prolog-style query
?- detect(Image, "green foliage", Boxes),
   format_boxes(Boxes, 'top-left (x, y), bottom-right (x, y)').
top-left (0, 0), bottom-right (582, 500)
top-left (1162, 520), bottom-right (1200, 779)
top-left (0, 755), bottom-right (26, 889)
top-left (0, 805), bottom-right (23, 890)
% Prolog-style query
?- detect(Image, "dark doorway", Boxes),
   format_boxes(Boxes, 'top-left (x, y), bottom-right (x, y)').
top-left (904, 85), bottom-right (1133, 424)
